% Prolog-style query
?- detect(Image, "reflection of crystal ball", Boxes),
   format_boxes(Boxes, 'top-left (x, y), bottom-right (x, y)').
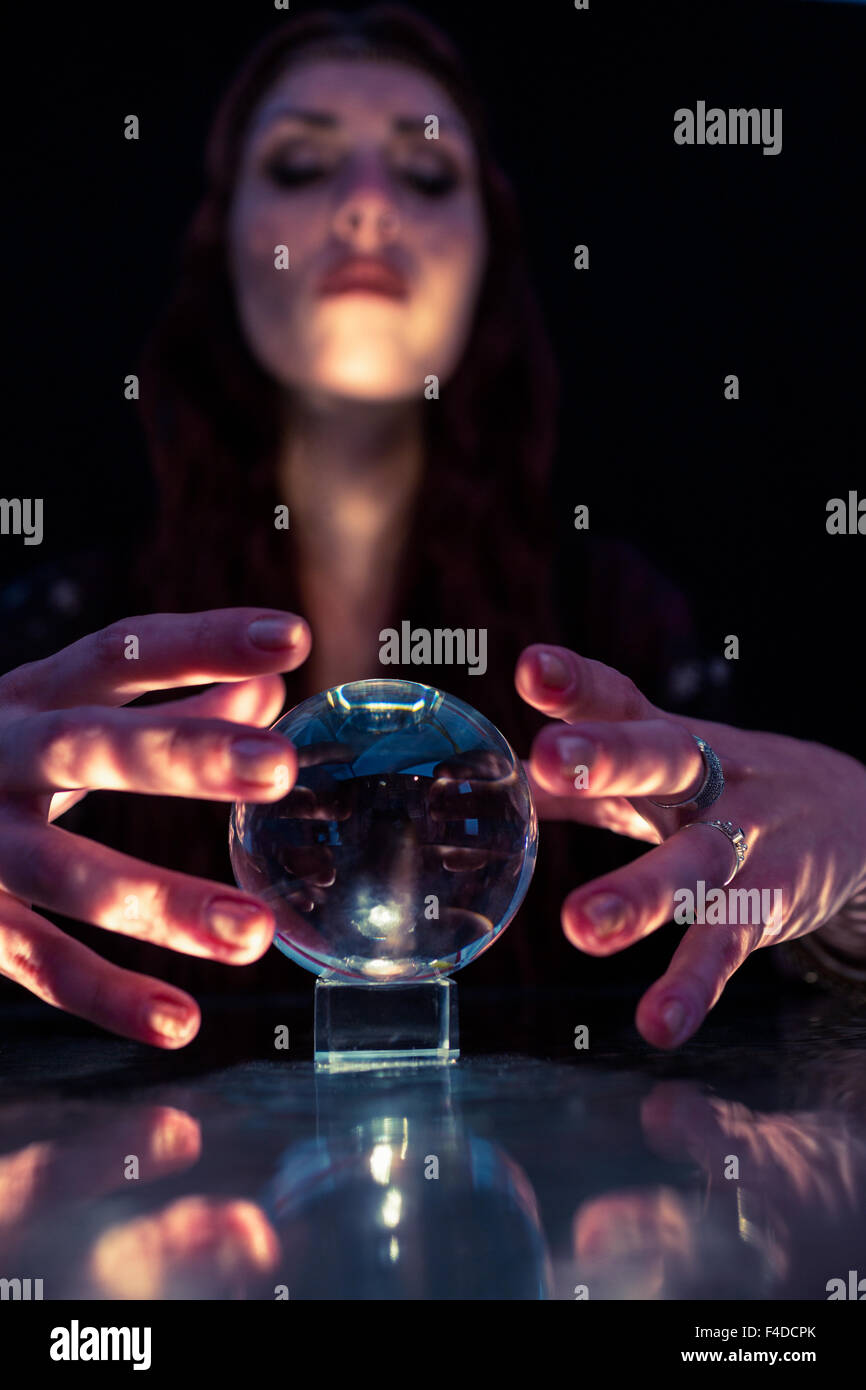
top-left (229, 679), bottom-right (537, 982)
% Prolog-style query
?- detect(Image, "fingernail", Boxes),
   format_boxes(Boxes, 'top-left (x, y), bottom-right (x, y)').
top-left (205, 896), bottom-right (268, 945)
top-left (248, 615), bottom-right (305, 650)
top-left (150, 1111), bottom-right (200, 1162)
top-left (146, 997), bottom-right (195, 1040)
top-left (538, 651), bottom-right (570, 690)
top-left (661, 999), bottom-right (688, 1043)
top-left (231, 735), bottom-right (285, 783)
top-left (581, 893), bottom-right (627, 937)
top-left (556, 734), bottom-right (592, 780)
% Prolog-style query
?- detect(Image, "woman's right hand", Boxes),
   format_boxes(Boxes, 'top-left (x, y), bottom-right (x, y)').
top-left (0, 608), bottom-right (311, 1048)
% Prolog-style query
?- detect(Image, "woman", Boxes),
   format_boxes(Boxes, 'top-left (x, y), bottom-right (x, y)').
top-left (1, 7), bottom-right (864, 1052)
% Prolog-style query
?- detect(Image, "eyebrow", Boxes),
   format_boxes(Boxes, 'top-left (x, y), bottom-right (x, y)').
top-left (252, 106), bottom-right (469, 140)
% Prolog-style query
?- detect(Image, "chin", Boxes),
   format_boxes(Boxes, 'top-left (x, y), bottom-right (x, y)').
top-left (307, 353), bottom-right (423, 401)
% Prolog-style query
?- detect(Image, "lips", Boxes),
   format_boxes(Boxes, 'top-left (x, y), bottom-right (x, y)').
top-left (318, 256), bottom-right (408, 299)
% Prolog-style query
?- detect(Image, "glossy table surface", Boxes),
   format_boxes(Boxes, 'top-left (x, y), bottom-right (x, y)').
top-left (1, 975), bottom-right (864, 1301)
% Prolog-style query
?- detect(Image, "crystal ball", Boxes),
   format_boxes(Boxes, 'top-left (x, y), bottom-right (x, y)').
top-left (229, 679), bottom-right (537, 982)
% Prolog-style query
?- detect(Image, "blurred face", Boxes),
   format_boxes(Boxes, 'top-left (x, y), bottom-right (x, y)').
top-left (228, 57), bottom-right (488, 402)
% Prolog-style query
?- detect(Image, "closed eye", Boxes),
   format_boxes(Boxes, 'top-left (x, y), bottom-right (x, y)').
top-left (264, 145), bottom-right (460, 198)
top-left (398, 163), bottom-right (459, 197)
top-left (266, 156), bottom-right (331, 189)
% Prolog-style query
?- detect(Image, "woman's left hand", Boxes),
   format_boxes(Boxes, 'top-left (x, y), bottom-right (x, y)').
top-left (515, 644), bottom-right (866, 1049)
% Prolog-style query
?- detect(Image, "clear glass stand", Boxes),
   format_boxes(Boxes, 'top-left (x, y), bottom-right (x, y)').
top-left (314, 976), bottom-right (459, 1071)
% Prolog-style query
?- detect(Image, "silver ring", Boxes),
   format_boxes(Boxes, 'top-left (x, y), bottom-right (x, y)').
top-left (651, 734), bottom-right (724, 811)
top-left (680, 819), bottom-right (749, 885)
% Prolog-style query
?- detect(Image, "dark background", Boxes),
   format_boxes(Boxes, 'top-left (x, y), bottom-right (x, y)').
top-left (4, 0), bottom-right (865, 761)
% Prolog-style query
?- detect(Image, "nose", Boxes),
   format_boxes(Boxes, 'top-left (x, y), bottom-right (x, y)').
top-left (332, 170), bottom-right (401, 251)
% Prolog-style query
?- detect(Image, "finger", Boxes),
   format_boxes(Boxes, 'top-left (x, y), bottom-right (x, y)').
top-left (523, 762), bottom-right (659, 840)
top-left (87, 1197), bottom-right (280, 1298)
top-left (0, 816), bottom-right (275, 964)
top-left (282, 847), bottom-right (336, 888)
top-left (435, 847), bottom-right (491, 871)
top-left (530, 717), bottom-right (704, 801)
top-left (635, 917), bottom-right (760, 1050)
top-left (296, 741), bottom-right (357, 768)
top-left (275, 781), bottom-right (354, 821)
top-left (0, 706), bottom-right (298, 801)
top-left (432, 752), bottom-right (512, 780)
top-left (572, 1189), bottom-right (692, 1269)
top-left (531, 782), bottom-right (660, 840)
top-left (560, 819), bottom-right (745, 957)
top-left (640, 1086), bottom-right (850, 1208)
top-left (0, 893), bottom-right (201, 1048)
top-left (428, 752), bottom-right (521, 816)
top-left (0, 1107), bottom-right (201, 1224)
top-left (80, 673), bottom-right (287, 814)
top-left (639, 1083), bottom-right (724, 1162)
top-left (429, 776), bottom-right (517, 820)
top-left (515, 644), bottom-right (657, 724)
top-left (44, 678), bottom-right (288, 820)
top-left (156, 675), bottom-right (287, 726)
top-left (0, 609), bottom-right (311, 711)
